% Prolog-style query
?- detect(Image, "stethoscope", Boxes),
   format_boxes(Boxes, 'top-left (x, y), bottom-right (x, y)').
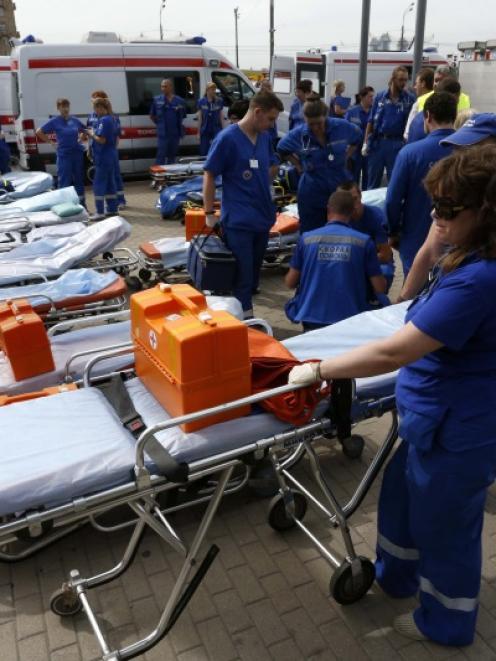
top-left (301, 132), bottom-right (336, 162)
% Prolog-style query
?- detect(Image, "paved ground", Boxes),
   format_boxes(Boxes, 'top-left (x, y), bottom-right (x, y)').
top-left (2, 181), bottom-right (496, 660)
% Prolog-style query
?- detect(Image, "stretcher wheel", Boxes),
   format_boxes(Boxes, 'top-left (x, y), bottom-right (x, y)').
top-left (103, 251), bottom-right (114, 260)
top-left (330, 557), bottom-right (375, 605)
top-left (341, 434), bottom-right (365, 460)
top-left (248, 458), bottom-right (279, 498)
top-left (264, 255), bottom-right (277, 264)
top-left (125, 275), bottom-right (143, 291)
top-left (139, 268), bottom-right (152, 283)
top-left (50, 586), bottom-right (82, 617)
top-left (267, 492), bottom-right (307, 531)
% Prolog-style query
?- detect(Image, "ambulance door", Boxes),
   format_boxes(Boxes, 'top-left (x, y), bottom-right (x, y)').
top-left (210, 70), bottom-right (255, 129)
top-left (296, 55), bottom-right (326, 99)
top-left (270, 55), bottom-right (294, 111)
top-left (0, 58), bottom-right (15, 147)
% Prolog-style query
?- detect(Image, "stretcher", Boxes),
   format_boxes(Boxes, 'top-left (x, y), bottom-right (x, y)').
top-left (0, 207), bottom-right (89, 231)
top-left (0, 185), bottom-right (79, 213)
top-left (0, 171), bottom-right (54, 203)
top-left (149, 160), bottom-right (206, 191)
top-left (0, 221), bottom-right (86, 251)
top-left (0, 301), bottom-right (407, 660)
top-left (0, 216), bottom-right (137, 286)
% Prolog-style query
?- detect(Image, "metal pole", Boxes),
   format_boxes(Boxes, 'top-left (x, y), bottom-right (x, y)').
top-left (412, 0), bottom-right (427, 81)
top-left (159, 1), bottom-right (165, 41)
top-left (400, 24), bottom-right (404, 51)
top-left (269, 0), bottom-right (275, 68)
top-left (358, 0), bottom-right (371, 91)
top-left (234, 7), bottom-right (240, 68)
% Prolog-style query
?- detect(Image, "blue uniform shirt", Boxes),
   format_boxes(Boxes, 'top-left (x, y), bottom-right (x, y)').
top-left (286, 221), bottom-right (382, 325)
top-left (397, 255), bottom-right (496, 452)
top-left (350, 204), bottom-right (388, 245)
top-left (345, 104), bottom-right (369, 138)
top-left (386, 128), bottom-right (454, 270)
top-left (150, 94), bottom-right (186, 139)
top-left (204, 124), bottom-right (278, 232)
top-left (369, 88), bottom-right (415, 139)
top-left (41, 115), bottom-right (85, 155)
top-left (197, 96), bottom-right (223, 135)
top-left (407, 111), bottom-right (427, 143)
top-left (87, 112), bottom-right (121, 141)
top-left (92, 114), bottom-right (116, 165)
top-left (289, 98), bottom-right (304, 130)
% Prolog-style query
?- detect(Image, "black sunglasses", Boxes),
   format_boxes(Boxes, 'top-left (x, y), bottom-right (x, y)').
top-left (431, 197), bottom-right (468, 220)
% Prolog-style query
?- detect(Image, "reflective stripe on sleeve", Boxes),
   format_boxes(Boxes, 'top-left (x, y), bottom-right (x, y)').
top-left (377, 533), bottom-right (420, 561)
top-left (420, 576), bottom-right (479, 613)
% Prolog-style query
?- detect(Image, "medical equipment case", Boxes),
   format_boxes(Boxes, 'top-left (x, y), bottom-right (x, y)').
top-left (187, 233), bottom-right (236, 293)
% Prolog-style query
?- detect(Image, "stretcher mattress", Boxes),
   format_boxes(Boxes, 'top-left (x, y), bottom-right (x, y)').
top-left (0, 216), bottom-right (131, 285)
top-left (361, 187), bottom-right (387, 212)
top-left (0, 302), bottom-right (408, 516)
top-left (0, 209), bottom-right (89, 229)
top-left (0, 222), bottom-right (86, 249)
top-left (0, 171), bottom-right (54, 202)
top-left (152, 162), bottom-right (205, 176)
top-left (0, 186), bottom-right (79, 212)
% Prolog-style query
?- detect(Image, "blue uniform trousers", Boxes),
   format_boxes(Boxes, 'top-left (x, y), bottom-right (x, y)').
top-left (223, 227), bottom-right (269, 315)
top-left (57, 150), bottom-right (85, 204)
top-left (352, 153), bottom-right (368, 190)
top-left (200, 131), bottom-right (217, 157)
top-left (113, 150), bottom-right (125, 205)
top-left (367, 138), bottom-right (403, 190)
top-left (156, 136), bottom-right (180, 165)
top-left (381, 262), bottom-right (395, 292)
top-left (0, 140), bottom-right (11, 174)
top-left (93, 160), bottom-right (118, 215)
top-left (376, 439), bottom-right (496, 646)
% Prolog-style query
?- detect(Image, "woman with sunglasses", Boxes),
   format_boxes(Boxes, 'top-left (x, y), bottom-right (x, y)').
top-left (288, 144), bottom-right (496, 647)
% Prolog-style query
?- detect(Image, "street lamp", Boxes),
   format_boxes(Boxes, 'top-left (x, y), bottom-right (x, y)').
top-left (159, 1), bottom-right (166, 41)
top-left (400, 2), bottom-right (414, 51)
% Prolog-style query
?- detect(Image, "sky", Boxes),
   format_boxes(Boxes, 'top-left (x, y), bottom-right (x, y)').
top-left (13, 0), bottom-right (496, 69)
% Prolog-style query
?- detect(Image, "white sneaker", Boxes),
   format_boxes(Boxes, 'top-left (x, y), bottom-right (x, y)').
top-left (89, 213), bottom-right (106, 222)
top-left (118, 203), bottom-right (127, 210)
top-left (393, 612), bottom-right (428, 641)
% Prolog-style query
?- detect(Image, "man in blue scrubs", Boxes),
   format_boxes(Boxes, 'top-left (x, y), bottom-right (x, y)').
top-left (288, 79), bottom-right (312, 130)
top-left (363, 66), bottom-right (415, 189)
top-left (285, 190), bottom-right (387, 330)
top-left (197, 82), bottom-right (224, 156)
top-left (203, 91), bottom-right (284, 318)
top-left (150, 79), bottom-right (186, 165)
top-left (345, 86), bottom-right (374, 189)
top-left (407, 78), bottom-right (462, 144)
top-left (386, 92), bottom-right (457, 276)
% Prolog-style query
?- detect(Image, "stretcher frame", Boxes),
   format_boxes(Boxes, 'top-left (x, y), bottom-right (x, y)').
top-left (150, 156), bottom-right (206, 191)
top-left (0, 341), bottom-right (398, 660)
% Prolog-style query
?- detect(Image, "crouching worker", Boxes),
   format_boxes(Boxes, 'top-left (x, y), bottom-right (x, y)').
top-left (285, 190), bottom-right (388, 331)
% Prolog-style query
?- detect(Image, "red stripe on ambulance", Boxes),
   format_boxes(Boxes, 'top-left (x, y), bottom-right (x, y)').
top-left (27, 57), bottom-right (233, 70)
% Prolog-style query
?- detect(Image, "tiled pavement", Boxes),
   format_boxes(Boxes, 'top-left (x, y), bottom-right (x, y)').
top-left (1, 181), bottom-right (496, 660)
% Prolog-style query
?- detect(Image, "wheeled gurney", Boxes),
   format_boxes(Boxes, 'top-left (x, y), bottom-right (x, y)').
top-left (0, 171), bottom-right (54, 203)
top-left (0, 220), bottom-right (86, 251)
top-left (0, 185), bottom-right (79, 213)
top-left (150, 160), bottom-right (206, 191)
top-left (0, 301), bottom-right (407, 660)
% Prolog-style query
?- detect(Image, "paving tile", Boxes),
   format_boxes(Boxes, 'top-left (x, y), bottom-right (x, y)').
top-left (50, 643), bottom-right (82, 661)
top-left (295, 582), bottom-right (339, 626)
top-left (14, 593), bottom-right (45, 640)
top-left (18, 632), bottom-right (49, 661)
top-left (197, 616), bottom-right (238, 661)
top-left (271, 550), bottom-right (312, 589)
top-left (0, 621), bottom-right (18, 661)
top-left (231, 626), bottom-right (273, 661)
top-left (240, 541), bottom-right (278, 579)
top-left (280, 608), bottom-right (327, 657)
top-left (0, 583), bottom-right (15, 625)
top-left (213, 589), bottom-right (253, 634)
top-left (176, 646), bottom-right (209, 661)
top-left (246, 598), bottom-right (288, 646)
top-left (259, 572), bottom-right (301, 615)
top-left (268, 638), bottom-right (305, 661)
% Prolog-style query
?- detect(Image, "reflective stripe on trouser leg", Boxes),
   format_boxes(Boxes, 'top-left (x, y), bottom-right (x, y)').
top-left (113, 150), bottom-right (126, 204)
top-left (406, 442), bottom-right (496, 646)
top-left (93, 163), bottom-right (117, 214)
top-left (375, 440), bottom-right (420, 598)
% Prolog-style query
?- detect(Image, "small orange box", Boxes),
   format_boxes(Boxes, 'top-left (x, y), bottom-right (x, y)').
top-left (130, 283), bottom-right (251, 432)
top-left (0, 299), bottom-right (55, 381)
top-left (184, 208), bottom-right (220, 242)
top-left (0, 383), bottom-right (77, 406)
top-left (269, 213), bottom-right (300, 237)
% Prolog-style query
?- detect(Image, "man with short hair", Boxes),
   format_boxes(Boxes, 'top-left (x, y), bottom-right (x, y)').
top-left (203, 91), bottom-right (284, 318)
top-left (408, 77), bottom-right (461, 143)
top-left (363, 66), bottom-right (415, 189)
top-left (404, 68), bottom-right (435, 141)
top-left (285, 190), bottom-right (387, 331)
top-left (415, 64), bottom-right (470, 116)
top-left (150, 78), bottom-right (186, 164)
top-left (386, 91), bottom-right (457, 276)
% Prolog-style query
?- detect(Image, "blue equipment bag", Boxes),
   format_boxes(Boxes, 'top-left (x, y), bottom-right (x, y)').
top-left (187, 232), bottom-right (237, 293)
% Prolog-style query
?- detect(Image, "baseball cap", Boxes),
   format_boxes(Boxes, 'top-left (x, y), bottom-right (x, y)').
top-left (441, 113), bottom-right (496, 146)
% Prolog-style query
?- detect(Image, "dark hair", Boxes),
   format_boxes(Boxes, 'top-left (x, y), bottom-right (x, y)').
top-left (91, 89), bottom-right (108, 99)
top-left (358, 85), bottom-right (374, 99)
top-left (228, 99), bottom-right (249, 120)
top-left (327, 190), bottom-right (355, 217)
top-left (423, 144), bottom-right (496, 270)
top-left (423, 92), bottom-right (457, 124)
top-left (296, 79), bottom-right (312, 94)
top-left (436, 77), bottom-right (461, 97)
top-left (249, 90), bottom-right (284, 113)
top-left (56, 98), bottom-right (70, 107)
top-left (390, 65), bottom-right (409, 85)
top-left (416, 68), bottom-right (434, 91)
top-left (303, 97), bottom-right (328, 119)
top-left (92, 97), bottom-right (112, 113)
top-left (337, 180), bottom-right (360, 193)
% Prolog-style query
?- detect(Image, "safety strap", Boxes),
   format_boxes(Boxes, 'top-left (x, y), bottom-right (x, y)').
top-left (97, 374), bottom-right (189, 484)
top-left (330, 379), bottom-right (352, 440)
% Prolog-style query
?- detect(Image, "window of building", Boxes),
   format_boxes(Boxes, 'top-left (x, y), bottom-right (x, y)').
top-left (126, 71), bottom-right (200, 115)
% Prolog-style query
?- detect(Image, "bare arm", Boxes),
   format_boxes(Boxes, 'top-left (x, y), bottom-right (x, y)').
top-left (285, 267), bottom-right (300, 289)
top-left (370, 273), bottom-right (387, 294)
top-left (377, 242), bottom-right (393, 264)
top-left (363, 121), bottom-right (373, 146)
top-left (269, 163), bottom-right (279, 180)
top-left (202, 170), bottom-right (217, 212)
top-left (36, 128), bottom-right (55, 145)
top-left (398, 223), bottom-right (446, 301)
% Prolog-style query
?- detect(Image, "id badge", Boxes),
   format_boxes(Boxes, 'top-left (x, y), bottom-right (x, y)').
top-left (249, 159), bottom-right (259, 169)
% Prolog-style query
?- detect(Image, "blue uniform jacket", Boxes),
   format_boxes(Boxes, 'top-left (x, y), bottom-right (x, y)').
top-left (288, 98), bottom-right (304, 130)
top-left (407, 111), bottom-right (427, 143)
top-left (345, 104), bottom-right (369, 138)
top-left (386, 128), bottom-right (454, 270)
top-left (368, 88), bottom-right (415, 141)
top-left (197, 96), bottom-right (223, 135)
top-left (41, 115), bottom-right (85, 155)
top-left (92, 114), bottom-right (116, 165)
top-left (150, 94), bottom-right (186, 139)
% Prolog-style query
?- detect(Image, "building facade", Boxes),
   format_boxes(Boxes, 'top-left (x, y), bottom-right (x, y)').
top-left (0, 0), bottom-right (18, 55)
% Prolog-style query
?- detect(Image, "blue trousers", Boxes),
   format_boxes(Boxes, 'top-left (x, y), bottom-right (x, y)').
top-left (367, 138), bottom-right (403, 190)
top-left (93, 160), bottom-right (118, 215)
top-left (223, 227), bottom-right (269, 315)
top-left (155, 136), bottom-right (180, 165)
top-left (0, 140), bottom-right (11, 174)
top-left (376, 439), bottom-right (496, 646)
top-left (352, 153), bottom-right (368, 191)
top-left (200, 131), bottom-right (218, 157)
top-left (297, 194), bottom-right (328, 234)
top-left (57, 150), bottom-right (85, 204)
top-left (113, 150), bottom-right (125, 205)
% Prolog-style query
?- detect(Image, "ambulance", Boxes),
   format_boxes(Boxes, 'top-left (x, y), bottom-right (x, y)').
top-left (10, 33), bottom-right (255, 175)
top-left (0, 55), bottom-right (16, 148)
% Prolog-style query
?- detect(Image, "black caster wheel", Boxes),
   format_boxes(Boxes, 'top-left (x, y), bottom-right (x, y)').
top-left (125, 275), bottom-right (143, 291)
top-left (264, 255), bottom-right (277, 264)
top-left (139, 268), bottom-right (152, 283)
top-left (248, 458), bottom-right (279, 498)
top-left (102, 251), bottom-right (113, 261)
top-left (341, 434), bottom-right (365, 460)
top-left (50, 586), bottom-right (83, 617)
top-left (330, 557), bottom-right (375, 605)
top-left (267, 492), bottom-right (307, 531)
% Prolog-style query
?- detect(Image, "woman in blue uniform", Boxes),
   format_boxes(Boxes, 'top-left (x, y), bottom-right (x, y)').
top-left (36, 98), bottom-right (86, 205)
top-left (86, 98), bottom-right (118, 221)
top-left (278, 97), bottom-right (362, 233)
top-left (345, 86), bottom-right (374, 189)
top-left (197, 82), bottom-right (224, 156)
top-left (288, 79), bottom-right (312, 130)
top-left (289, 144), bottom-right (496, 647)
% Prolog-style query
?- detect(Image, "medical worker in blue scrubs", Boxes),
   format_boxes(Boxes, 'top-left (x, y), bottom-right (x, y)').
top-left (289, 144), bottom-right (496, 648)
top-left (86, 98), bottom-right (118, 221)
top-left (363, 66), bottom-right (415, 189)
top-left (36, 98), bottom-right (86, 205)
top-left (203, 91), bottom-right (283, 318)
top-left (197, 82), bottom-right (224, 156)
top-left (278, 97), bottom-right (362, 233)
top-left (345, 86), bottom-right (374, 190)
top-left (288, 79), bottom-right (313, 130)
top-left (285, 190), bottom-right (387, 330)
top-left (407, 78), bottom-right (462, 145)
top-left (386, 92), bottom-right (456, 276)
top-left (150, 78), bottom-right (186, 165)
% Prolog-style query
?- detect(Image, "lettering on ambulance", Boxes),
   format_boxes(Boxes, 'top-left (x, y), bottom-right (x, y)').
top-left (318, 244), bottom-right (352, 262)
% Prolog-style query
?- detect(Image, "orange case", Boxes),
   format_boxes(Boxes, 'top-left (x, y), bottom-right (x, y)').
top-left (184, 208), bottom-right (220, 241)
top-left (0, 383), bottom-right (77, 407)
top-left (269, 213), bottom-right (300, 237)
top-left (130, 283), bottom-right (251, 432)
top-left (0, 299), bottom-right (55, 382)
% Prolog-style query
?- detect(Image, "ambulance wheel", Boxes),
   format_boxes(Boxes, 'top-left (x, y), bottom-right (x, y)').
top-left (50, 587), bottom-right (82, 617)
top-left (86, 165), bottom-right (95, 183)
top-left (248, 458), bottom-right (279, 498)
top-left (330, 557), bottom-right (375, 605)
top-left (267, 492), bottom-right (307, 531)
top-left (125, 275), bottom-right (142, 292)
top-left (341, 434), bottom-right (365, 460)
top-left (139, 268), bottom-right (152, 283)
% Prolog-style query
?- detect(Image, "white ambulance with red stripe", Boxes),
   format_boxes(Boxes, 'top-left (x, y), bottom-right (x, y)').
top-left (10, 34), bottom-right (255, 175)
top-left (0, 56), bottom-right (16, 147)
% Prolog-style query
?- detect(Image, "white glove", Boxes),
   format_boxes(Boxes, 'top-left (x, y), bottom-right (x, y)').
top-left (205, 213), bottom-right (218, 229)
top-left (288, 362), bottom-right (322, 386)
top-left (361, 143), bottom-right (369, 157)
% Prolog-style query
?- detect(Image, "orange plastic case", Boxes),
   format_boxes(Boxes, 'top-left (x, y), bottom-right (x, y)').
top-left (130, 283), bottom-right (251, 432)
top-left (269, 213), bottom-right (300, 237)
top-left (0, 299), bottom-right (55, 381)
top-left (184, 208), bottom-right (220, 241)
top-left (0, 383), bottom-right (77, 406)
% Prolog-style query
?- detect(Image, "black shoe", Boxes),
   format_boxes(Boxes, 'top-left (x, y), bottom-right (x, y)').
top-left (252, 287), bottom-right (261, 295)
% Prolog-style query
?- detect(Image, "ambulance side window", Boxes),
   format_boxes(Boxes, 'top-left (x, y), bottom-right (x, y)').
top-left (126, 71), bottom-right (200, 115)
top-left (211, 72), bottom-right (254, 107)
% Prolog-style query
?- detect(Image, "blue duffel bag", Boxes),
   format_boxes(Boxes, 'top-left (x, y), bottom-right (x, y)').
top-left (187, 232), bottom-right (237, 293)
